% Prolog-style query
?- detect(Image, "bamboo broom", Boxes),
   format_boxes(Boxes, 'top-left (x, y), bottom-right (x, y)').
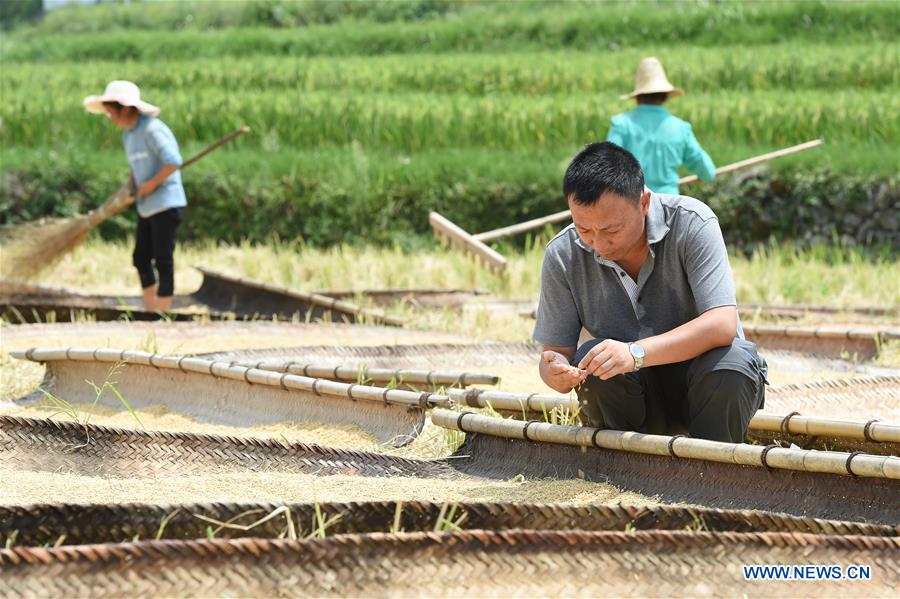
top-left (1, 126), bottom-right (250, 281)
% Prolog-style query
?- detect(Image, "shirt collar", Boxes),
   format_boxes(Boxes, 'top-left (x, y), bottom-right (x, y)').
top-left (635, 104), bottom-right (670, 114)
top-left (572, 191), bottom-right (671, 259)
top-left (645, 191), bottom-right (670, 244)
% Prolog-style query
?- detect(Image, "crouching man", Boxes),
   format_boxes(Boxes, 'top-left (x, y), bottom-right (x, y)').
top-left (534, 142), bottom-right (767, 443)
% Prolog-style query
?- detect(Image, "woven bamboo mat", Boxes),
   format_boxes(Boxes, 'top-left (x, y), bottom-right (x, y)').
top-left (451, 433), bottom-right (900, 525)
top-left (3, 501), bottom-right (897, 548)
top-left (3, 415), bottom-right (897, 524)
top-left (2, 530), bottom-right (897, 598)
top-left (0, 416), bottom-right (453, 480)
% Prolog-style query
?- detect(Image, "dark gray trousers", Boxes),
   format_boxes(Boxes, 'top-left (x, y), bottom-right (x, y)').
top-left (572, 338), bottom-right (768, 443)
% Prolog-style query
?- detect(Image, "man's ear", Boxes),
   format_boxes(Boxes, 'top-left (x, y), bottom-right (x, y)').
top-left (640, 190), bottom-right (651, 216)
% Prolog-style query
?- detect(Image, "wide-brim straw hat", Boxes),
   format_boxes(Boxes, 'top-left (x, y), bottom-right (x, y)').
top-left (83, 80), bottom-right (160, 116)
top-left (620, 57), bottom-right (684, 100)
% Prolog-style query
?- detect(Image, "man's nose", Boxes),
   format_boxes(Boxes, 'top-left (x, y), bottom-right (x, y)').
top-left (594, 240), bottom-right (612, 255)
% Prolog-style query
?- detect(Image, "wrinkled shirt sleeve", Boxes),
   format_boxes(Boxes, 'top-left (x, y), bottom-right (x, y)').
top-left (146, 123), bottom-right (184, 167)
top-left (533, 247), bottom-right (582, 348)
top-left (681, 122), bottom-right (716, 182)
top-left (684, 218), bottom-right (736, 314)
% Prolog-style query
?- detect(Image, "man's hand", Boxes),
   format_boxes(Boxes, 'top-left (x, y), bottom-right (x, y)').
top-left (541, 350), bottom-right (587, 393)
top-left (138, 180), bottom-right (158, 198)
top-left (578, 339), bottom-right (635, 380)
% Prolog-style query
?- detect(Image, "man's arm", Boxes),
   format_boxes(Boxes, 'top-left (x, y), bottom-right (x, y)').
top-left (577, 306), bottom-right (736, 380)
top-left (581, 214), bottom-right (738, 379)
top-left (533, 239), bottom-right (585, 393)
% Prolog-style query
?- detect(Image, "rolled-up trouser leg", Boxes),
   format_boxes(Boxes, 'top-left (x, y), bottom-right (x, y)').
top-left (686, 339), bottom-right (767, 443)
top-left (572, 339), bottom-right (647, 430)
top-left (133, 214), bottom-right (157, 289)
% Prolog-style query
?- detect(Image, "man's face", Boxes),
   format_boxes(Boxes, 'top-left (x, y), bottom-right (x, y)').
top-left (568, 190), bottom-right (650, 262)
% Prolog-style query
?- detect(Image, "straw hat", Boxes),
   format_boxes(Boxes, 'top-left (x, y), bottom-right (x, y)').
top-left (620, 57), bottom-right (684, 100)
top-left (83, 80), bottom-right (160, 116)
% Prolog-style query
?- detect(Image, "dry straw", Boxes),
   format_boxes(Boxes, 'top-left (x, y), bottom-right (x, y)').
top-left (3, 500), bottom-right (897, 547)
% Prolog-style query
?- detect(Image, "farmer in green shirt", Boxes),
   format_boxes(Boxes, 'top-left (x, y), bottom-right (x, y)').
top-left (607, 57), bottom-right (716, 195)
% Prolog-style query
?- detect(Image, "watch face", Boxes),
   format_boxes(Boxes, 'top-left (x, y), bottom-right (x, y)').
top-left (631, 344), bottom-right (645, 358)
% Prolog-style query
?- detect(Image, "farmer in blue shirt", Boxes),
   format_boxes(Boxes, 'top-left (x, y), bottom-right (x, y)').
top-left (607, 57), bottom-right (716, 195)
top-left (84, 81), bottom-right (187, 312)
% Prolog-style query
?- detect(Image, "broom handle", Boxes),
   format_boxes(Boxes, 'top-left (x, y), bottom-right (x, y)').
top-left (180, 126), bottom-right (251, 170)
top-left (104, 126), bottom-right (250, 216)
top-left (472, 139), bottom-right (824, 243)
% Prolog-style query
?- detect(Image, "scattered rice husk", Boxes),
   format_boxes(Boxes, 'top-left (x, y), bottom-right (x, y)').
top-left (0, 468), bottom-right (652, 507)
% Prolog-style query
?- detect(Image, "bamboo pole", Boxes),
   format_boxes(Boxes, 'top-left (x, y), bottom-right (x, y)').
top-left (750, 412), bottom-right (899, 444)
top-left (472, 139), bottom-right (825, 243)
top-left (445, 388), bottom-right (574, 413)
top-left (440, 388), bottom-right (899, 444)
top-left (13, 348), bottom-right (453, 410)
top-left (16, 347), bottom-right (898, 445)
top-left (431, 409), bottom-right (900, 480)
top-left (743, 323), bottom-right (899, 342)
top-left (231, 359), bottom-right (499, 386)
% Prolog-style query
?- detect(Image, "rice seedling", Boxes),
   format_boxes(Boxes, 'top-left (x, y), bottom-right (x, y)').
top-left (307, 502), bottom-right (343, 540)
top-left (193, 506), bottom-right (300, 541)
top-left (391, 501), bottom-right (404, 533)
top-left (432, 502), bottom-right (467, 533)
top-left (3, 530), bottom-right (18, 550)
top-left (35, 361), bottom-right (143, 438)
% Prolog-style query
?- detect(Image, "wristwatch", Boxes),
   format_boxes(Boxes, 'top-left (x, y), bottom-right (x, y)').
top-left (628, 342), bottom-right (645, 371)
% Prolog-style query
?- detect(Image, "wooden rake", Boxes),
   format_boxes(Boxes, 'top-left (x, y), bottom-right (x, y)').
top-left (430, 139), bottom-right (824, 274)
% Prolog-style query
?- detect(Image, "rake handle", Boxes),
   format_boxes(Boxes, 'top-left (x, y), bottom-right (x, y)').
top-left (473, 139), bottom-right (825, 243)
top-left (678, 139), bottom-right (823, 185)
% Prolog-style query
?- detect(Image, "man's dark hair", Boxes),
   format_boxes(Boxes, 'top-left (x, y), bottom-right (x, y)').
top-left (636, 92), bottom-right (669, 104)
top-left (563, 141), bottom-right (644, 205)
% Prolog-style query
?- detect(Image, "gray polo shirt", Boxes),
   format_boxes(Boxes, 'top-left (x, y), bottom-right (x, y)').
top-left (533, 192), bottom-right (743, 347)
